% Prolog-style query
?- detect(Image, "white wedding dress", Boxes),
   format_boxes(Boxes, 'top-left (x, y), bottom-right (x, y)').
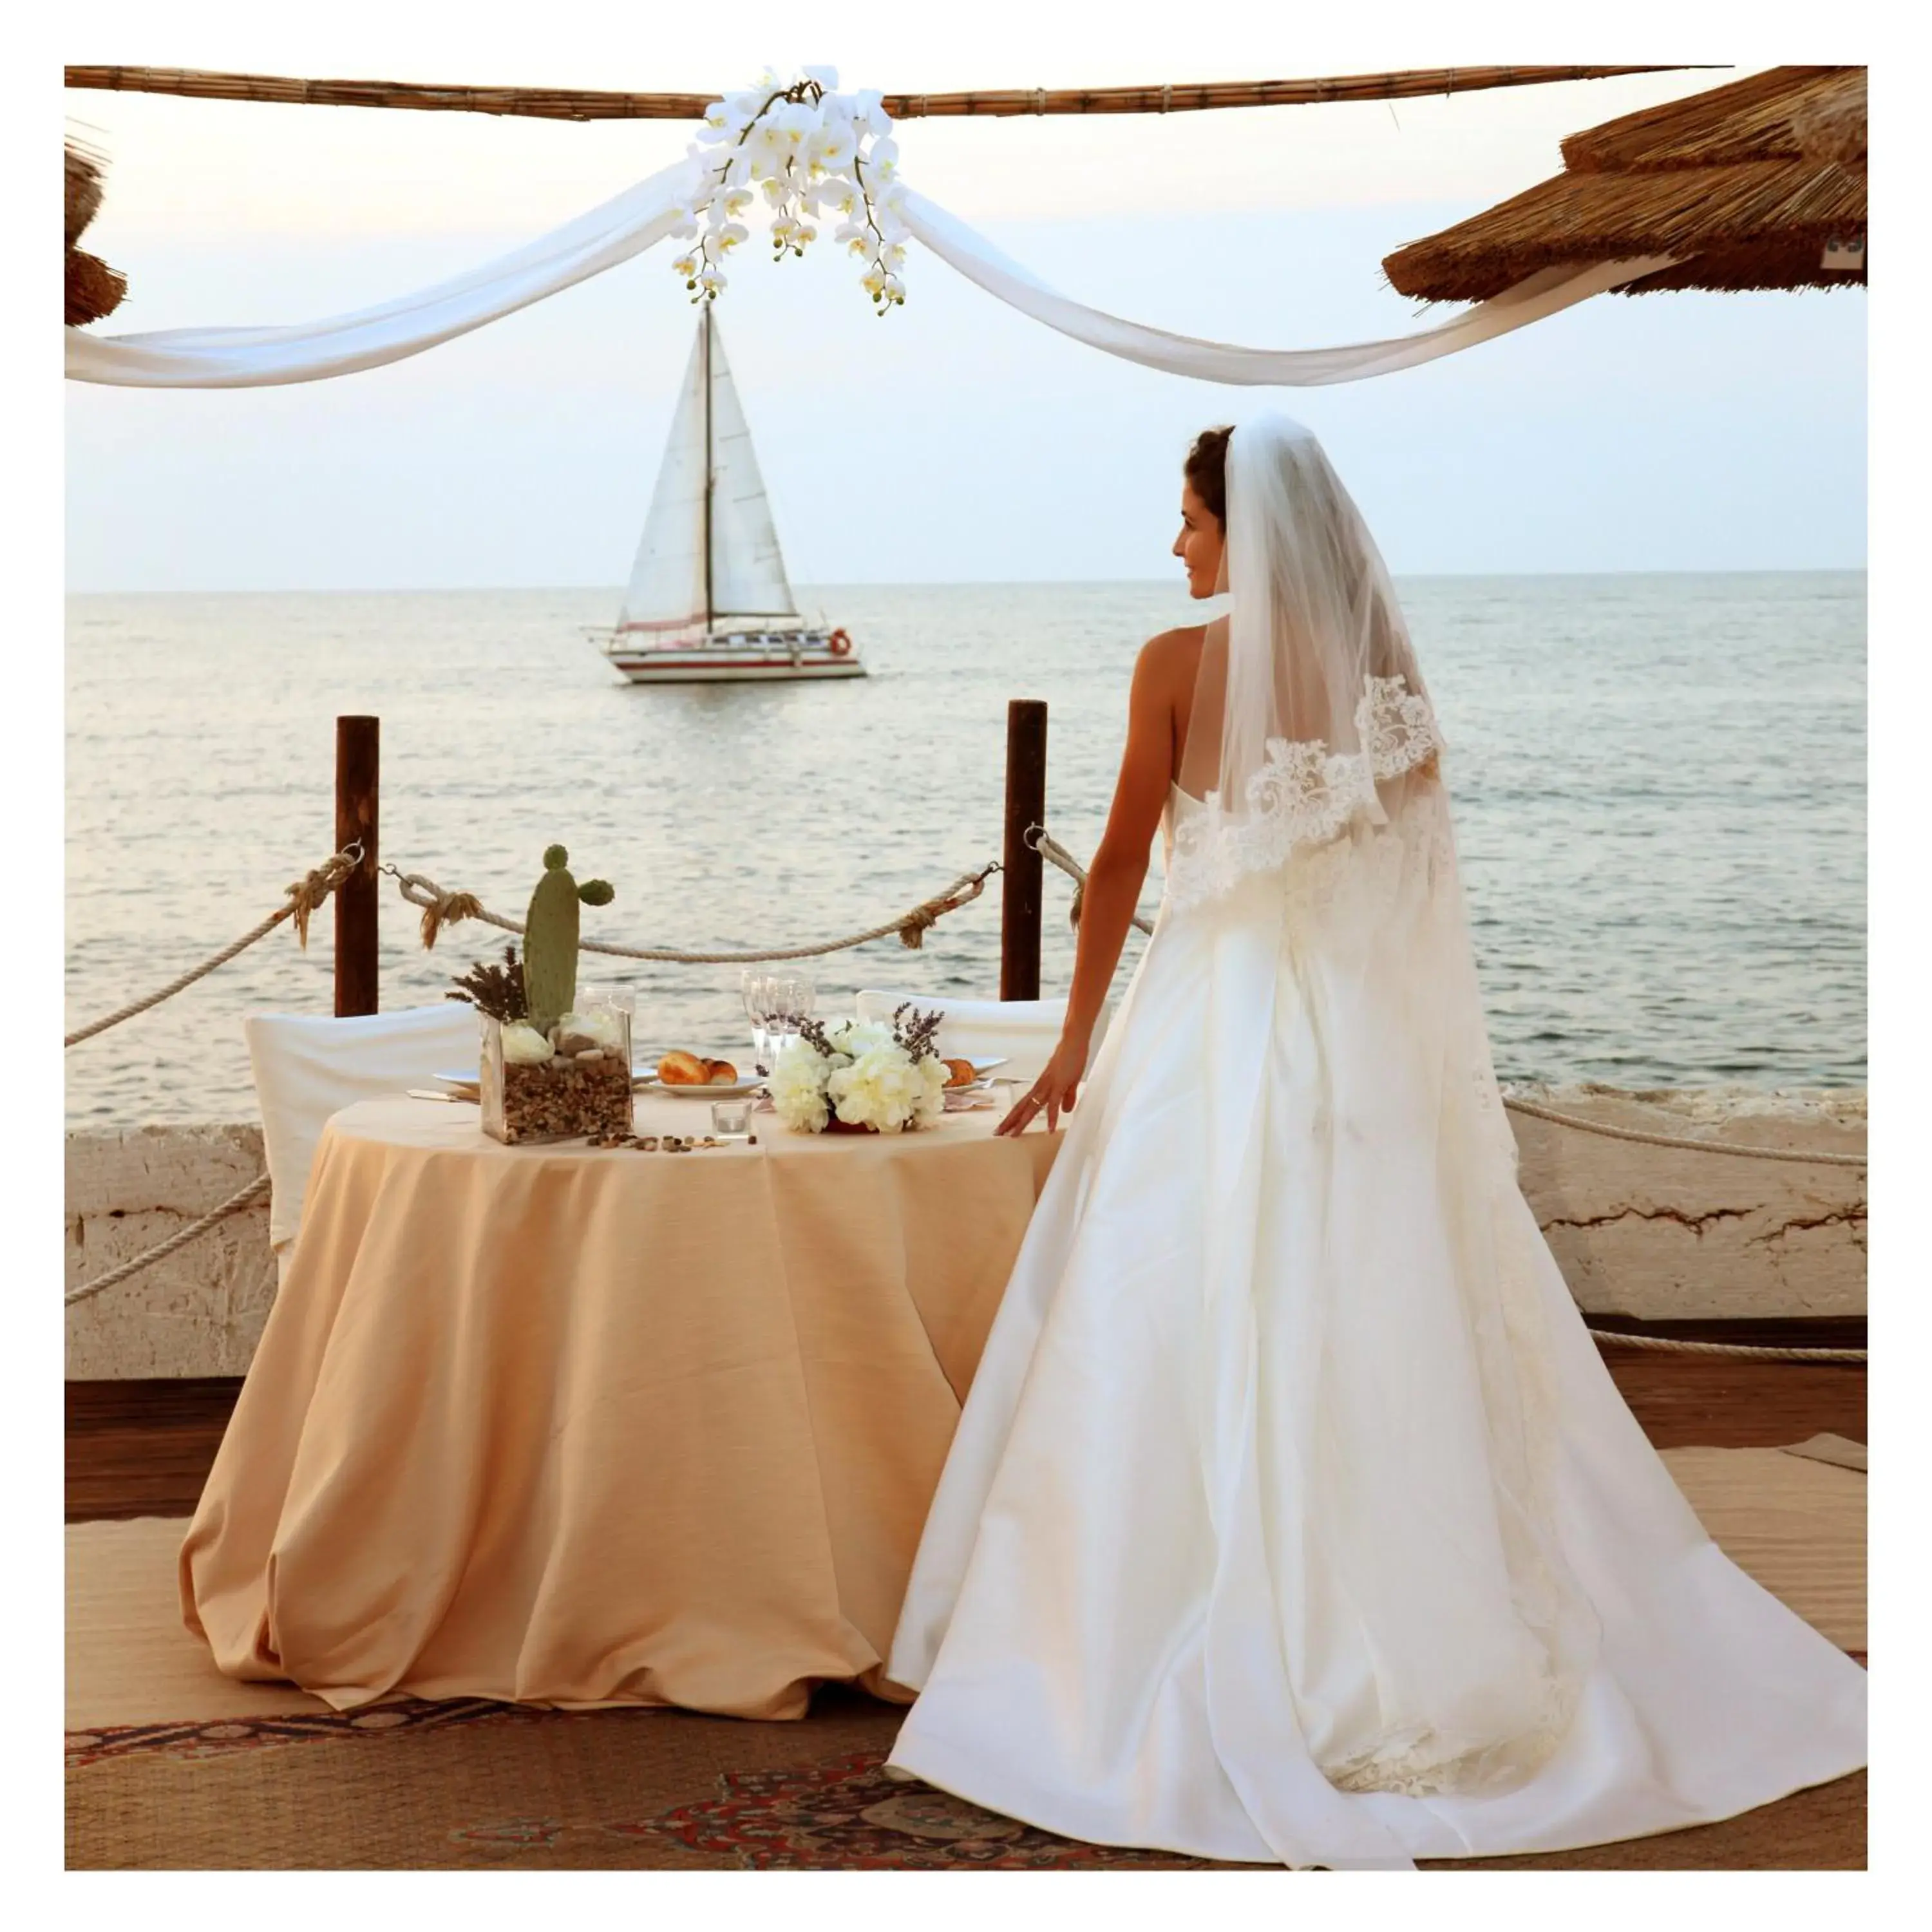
top-left (882, 419), bottom-right (1866, 1869)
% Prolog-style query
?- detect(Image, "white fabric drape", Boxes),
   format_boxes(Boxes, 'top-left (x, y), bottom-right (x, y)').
top-left (899, 191), bottom-right (1678, 386)
top-left (64, 162), bottom-right (1680, 392)
top-left (63, 164), bottom-right (696, 389)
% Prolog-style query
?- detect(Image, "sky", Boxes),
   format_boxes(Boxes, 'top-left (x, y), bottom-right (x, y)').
top-left (61, 5), bottom-right (1868, 591)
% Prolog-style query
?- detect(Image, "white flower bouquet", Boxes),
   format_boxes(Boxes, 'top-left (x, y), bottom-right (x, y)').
top-left (770, 1004), bottom-right (949, 1135)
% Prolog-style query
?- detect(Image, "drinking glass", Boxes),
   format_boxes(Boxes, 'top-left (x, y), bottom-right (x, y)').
top-left (768, 972), bottom-right (815, 1059)
top-left (741, 969), bottom-right (773, 1068)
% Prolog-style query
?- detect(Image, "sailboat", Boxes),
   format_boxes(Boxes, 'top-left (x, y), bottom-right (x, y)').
top-left (595, 308), bottom-right (864, 684)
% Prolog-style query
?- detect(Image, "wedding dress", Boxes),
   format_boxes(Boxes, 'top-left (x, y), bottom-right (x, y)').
top-left (882, 414), bottom-right (1866, 1867)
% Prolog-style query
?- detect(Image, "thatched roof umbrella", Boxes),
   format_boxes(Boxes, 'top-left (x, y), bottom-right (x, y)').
top-left (1383, 66), bottom-right (1866, 301)
top-left (66, 138), bottom-right (128, 327)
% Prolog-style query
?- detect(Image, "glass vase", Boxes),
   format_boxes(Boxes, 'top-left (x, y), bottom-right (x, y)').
top-left (480, 1008), bottom-right (634, 1145)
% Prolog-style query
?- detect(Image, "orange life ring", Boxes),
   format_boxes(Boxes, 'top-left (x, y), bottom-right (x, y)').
top-left (828, 629), bottom-right (853, 658)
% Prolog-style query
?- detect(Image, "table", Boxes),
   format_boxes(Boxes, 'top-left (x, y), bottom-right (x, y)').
top-left (180, 1090), bottom-right (1061, 1719)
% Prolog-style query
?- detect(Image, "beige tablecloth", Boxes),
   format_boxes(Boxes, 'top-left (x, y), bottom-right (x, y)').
top-left (180, 1092), bottom-right (1060, 1719)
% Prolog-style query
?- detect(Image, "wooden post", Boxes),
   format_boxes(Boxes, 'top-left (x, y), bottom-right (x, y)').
top-left (334, 715), bottom-right (380, 1017)
top-left (1000, 699), bottom-right (1048, 1001)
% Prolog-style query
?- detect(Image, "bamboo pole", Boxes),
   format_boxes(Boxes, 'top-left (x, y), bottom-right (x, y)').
top-left (62, 64), bottom-right (1714, 124)
top-left (334, 717), bottom-right (380, 1018)
top-left (1001, 701), bottom-right (1048, 1003)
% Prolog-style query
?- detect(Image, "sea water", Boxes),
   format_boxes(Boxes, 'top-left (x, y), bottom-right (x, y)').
top-left (64, 574), bottom-right (1865, 1129)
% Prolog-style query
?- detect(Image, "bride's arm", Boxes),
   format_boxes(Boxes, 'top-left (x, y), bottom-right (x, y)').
top-left (995, 634), bottom-right (1180, 1135)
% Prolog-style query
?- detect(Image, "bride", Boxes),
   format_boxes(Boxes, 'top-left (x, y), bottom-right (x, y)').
top-left (882, 413), bottom-right (1866, 1867)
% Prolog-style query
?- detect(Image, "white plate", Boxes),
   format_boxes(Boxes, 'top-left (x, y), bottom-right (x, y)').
top-left (656, 1076), bottom-right (765, 1100)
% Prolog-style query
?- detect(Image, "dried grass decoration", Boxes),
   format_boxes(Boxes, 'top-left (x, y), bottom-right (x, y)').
top-left (450, 850), bottom-right (630, 1144)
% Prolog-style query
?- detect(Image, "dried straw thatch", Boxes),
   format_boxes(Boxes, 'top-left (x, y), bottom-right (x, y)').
top-left (1383, 66), bottom-right (1866, 301)
top-left (64, 138), bottom-right (127, 326)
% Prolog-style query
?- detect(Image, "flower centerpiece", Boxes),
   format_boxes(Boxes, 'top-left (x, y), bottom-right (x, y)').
top-left (770, 1003), bottom-right (949, 1135)
top-left (448, 846), bottom-right (629, 1144)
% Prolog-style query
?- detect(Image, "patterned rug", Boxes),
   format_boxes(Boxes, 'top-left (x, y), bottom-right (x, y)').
top-left (67, 1696), bottom-right (1865, 1871)
top-left (65, 1446), bottom-right (1866, 1871)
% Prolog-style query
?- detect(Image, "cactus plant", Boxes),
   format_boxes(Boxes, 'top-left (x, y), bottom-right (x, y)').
top-left (521, 844), bottom-right (616, 1028)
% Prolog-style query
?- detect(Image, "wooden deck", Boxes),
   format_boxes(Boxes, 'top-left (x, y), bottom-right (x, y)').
top-left (66, 1321), bottom-right (1866, 1524)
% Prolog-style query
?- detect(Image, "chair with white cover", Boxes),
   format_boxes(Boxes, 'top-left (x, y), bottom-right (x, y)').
top-left (852, 991), bottom-right (1111, 1090)
top-left (244, 1003), bottom-right (480, 1280)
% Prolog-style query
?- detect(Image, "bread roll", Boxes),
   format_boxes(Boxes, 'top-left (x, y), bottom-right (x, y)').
top-left (943, 1058), bottom-right (977, 1090)
top-left (658, 1050), bottom-right (708, 1086)
top-left (705, 1059), bottom-right (739, 1084)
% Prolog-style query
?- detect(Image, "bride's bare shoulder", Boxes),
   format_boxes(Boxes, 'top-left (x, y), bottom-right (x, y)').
top-left (1136, 625), bottom-right (1207, 692)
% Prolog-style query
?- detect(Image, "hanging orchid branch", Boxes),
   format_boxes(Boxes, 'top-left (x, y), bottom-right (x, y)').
top-left (670, 67), bottom-right (909, 313)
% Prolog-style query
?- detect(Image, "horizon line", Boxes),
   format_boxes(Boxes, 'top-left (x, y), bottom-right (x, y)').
top-left (66, 565), bottom-right (1871, 599)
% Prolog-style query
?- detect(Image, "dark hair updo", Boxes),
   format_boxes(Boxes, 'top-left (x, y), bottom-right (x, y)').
top-left (1184, 425), bottom-right (1233, 529)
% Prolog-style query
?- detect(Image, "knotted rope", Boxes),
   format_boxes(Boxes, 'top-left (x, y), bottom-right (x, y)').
top-left (65, 844), bottom-right (365, 1047)
top-left (1025, 825), bottom-right (1155, 936)
top-left (390, 860), bottom-right (1001, 963)
top-left (64, 1172), bottom-right (271, 1307)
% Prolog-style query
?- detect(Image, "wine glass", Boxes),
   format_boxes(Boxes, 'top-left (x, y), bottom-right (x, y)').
top-left (767, 972), bottom-right (815, 1061)
top-left (741, 969), bottom-right (773, 1069)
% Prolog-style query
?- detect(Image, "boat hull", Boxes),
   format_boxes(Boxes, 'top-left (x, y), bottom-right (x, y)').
top-left (601, 630), bottom-right (866, 685)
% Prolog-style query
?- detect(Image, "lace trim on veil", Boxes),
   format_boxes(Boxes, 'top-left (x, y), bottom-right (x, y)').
top-left (1165, 675), bottom-right (1444, 912)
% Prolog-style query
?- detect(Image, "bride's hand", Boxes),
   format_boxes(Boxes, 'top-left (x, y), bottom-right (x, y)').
top-left (996, 1035), bottom-right (1089, 1137)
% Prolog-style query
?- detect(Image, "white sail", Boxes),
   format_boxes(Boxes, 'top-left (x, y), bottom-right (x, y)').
top-left (616, 325), bottom-right (708, 633)
top-left (705, 320), bottom-right (799, 622)
top-left (615, 312), bottom-right (797, 634)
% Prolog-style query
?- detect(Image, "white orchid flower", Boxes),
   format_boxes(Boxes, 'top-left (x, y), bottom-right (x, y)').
top-left (771, 99), bottom-right (819, 150)
top-left (881, 242), bottom-right (907, 270)
top-left (862, 265), bottom-right (888, 298)
top-left (715, 222), bottom-right (750, 252)
top-left (880, 272), bottom-right (905, 302)
top-left (723, 187), bottom-right (755, 217)
top-left (672, 253), bottom-right (699, 278)
top-left (819, 178), bottom-right (863, 219)
top-left (668, 213), bottom-right (701, 240)
top-left (802, 64), bottom-right (840, 90)
top-left (760, 173), bottom-right (792, 208)
top-left (795, 222), bottom-right (819, 248)
top-left (723, 152), bottom-right (752, 188)
top-left (808, 125), bottom-right (856, 175)
top-left (697, 264), bottom-right (727, 293)
top-left (748, 118), bottom-right (789, 167)
top-left (866, 136), bottom-right (901, 177)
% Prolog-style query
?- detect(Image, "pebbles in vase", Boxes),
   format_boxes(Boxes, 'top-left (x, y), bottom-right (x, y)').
top-left (494, 1049), bottom-right (633, 1144)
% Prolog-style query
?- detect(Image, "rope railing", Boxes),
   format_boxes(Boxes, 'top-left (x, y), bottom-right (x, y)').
top-left (1501, 1094), bottom-right (1867, 1171)
top-left (388, 859), bottom-right (1001, 962)
top-left (64, 844), bottom-right (1002, 1305)
top-left (63, 830), bottom-right (1867, 1365)
top-left (64, 843), bottom-right (365, 1047)
top-left (64, 1173), bottom-right (271, 1308)
top-left (1026, 825), bottom-right (1156, 937)
top-left (1589, 1329), bottom-right (1865, 1365)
